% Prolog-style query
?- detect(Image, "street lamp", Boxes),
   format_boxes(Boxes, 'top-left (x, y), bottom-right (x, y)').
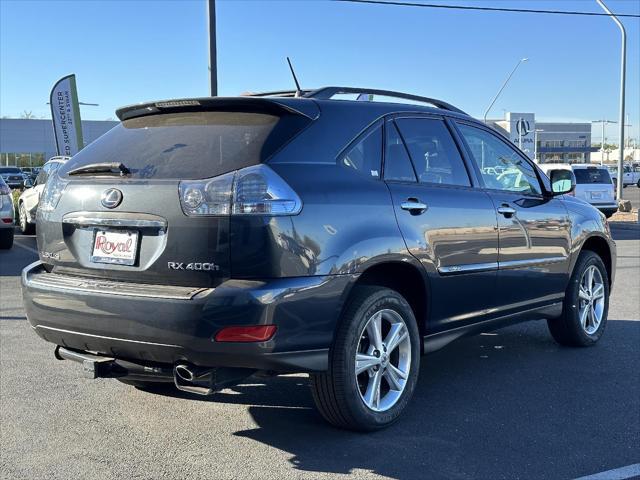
top-left (596, 0), bottom-right (626, 202)
top-left (534, 129), bottom-right (544, 163)
top-left (592, 119), bottom-right (617, 165)
top-left (483, 58), bottom-right (529, 124)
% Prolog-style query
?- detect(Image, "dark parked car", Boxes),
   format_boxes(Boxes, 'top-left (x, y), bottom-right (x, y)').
top-left (0, 166), bottom-right (25, 189)
top-left (22, 88), bottom-right (616, 431)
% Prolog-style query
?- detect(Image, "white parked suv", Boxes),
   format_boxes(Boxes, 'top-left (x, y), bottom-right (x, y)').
top-left (607, 164), bottom-right (640, 188)
top-left (17, 156), bottom-right (70, 234)
top-left (541, 164), bottom-right (618, 218)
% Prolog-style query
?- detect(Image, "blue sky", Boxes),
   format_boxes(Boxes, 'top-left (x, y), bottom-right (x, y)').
top-left (1, 0), bottom-right (638, 143)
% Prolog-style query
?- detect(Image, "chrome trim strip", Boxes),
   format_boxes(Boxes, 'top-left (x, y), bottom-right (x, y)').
top-left (62, 213), bottom-right (167, 229)
top-left (499, 256), bottom-right (567, 270)
top-left (439, 256), bottom-right (567, 275)
top-left (438, 262), bottom-right (499, 275)
top-left (35, 325), bottom-right (181, 348)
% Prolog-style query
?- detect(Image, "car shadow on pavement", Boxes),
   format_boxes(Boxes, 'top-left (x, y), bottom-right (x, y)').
top-left (219, 319), bottom-right (639, 480)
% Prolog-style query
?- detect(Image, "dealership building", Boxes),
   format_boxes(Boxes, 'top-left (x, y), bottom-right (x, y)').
top-left (2, 113), bottom-right (597, 167)
top-left (0, 118), bottom-right (117, 167)
top-left (489, 112), bottom-right (597, 164)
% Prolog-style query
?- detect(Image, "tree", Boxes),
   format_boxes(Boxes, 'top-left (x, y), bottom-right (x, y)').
top-left (20, 110), bottom-right (36, 119)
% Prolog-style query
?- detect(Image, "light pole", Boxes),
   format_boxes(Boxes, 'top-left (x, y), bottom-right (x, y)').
top-left (596, 0), bottom-right (626, 201)
top-left (483, 58), bottom-right (528, 124)
top-left (534, 129), bottom-right (544, 163)
top-left (207, 0), bottom-right (218, 96)
top-left (592, 119), bottom-right (617, 165)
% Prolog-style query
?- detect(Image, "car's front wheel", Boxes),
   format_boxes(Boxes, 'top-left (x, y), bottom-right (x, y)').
top-left (18, 203), bottom-right (35, 235)
top-left (310, 286), bottom-right (420, 431)
top-left (547, 250), bottom-right (609, 346)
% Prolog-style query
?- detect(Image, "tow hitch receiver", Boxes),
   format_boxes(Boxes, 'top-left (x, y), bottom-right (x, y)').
top-left (54, 346), bottom-right (174, 382)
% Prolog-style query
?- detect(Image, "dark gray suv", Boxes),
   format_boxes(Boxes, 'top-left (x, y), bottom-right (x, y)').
top-left (22, 87), bottom-right (616, 431)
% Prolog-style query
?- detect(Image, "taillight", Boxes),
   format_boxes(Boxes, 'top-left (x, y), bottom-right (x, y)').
top-left (39, 173), bottom-right (68, 212)
top-left (0, 184), bottom-right (10, 195)
top-left (179, 165), bottom-right (302, 217)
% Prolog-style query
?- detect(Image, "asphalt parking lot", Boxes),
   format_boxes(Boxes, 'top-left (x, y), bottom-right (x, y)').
top-left (1, 222), bottom-right (638, 480)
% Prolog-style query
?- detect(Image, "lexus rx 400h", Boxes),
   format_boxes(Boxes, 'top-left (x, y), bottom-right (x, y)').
top-left (22, 87), bottom-right (615, 431)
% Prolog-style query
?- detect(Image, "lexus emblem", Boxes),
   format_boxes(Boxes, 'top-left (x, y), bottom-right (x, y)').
top-left (101, 189), bottom-right (123, 209)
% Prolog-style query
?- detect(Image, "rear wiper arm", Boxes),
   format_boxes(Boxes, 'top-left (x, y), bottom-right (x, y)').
top-left (68, 162), bottom-right (131, 177)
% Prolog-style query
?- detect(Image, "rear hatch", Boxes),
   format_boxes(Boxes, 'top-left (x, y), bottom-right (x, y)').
top-left (573, 167), bottom-right (615, 205)
top-left (37, 98), bottom-right (315, 288)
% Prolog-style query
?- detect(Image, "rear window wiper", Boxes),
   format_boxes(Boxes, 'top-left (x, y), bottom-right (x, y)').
top-left (68, 162), bottom-right (131, 177)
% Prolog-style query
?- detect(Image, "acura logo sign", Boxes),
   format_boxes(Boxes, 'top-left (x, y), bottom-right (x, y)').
top-left (101, 189), bottom-right (123, 209)
top-left (516, 118), bottom-right (531, 136)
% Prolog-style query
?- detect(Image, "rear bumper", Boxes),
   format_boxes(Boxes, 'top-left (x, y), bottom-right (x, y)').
top-left (592, 203), bottom-right (619, 217)
top-left (22, 261), bottom-right (354, 372)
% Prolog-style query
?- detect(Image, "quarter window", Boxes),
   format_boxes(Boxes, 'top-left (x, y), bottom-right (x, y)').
top-left (457, 124), bottom-right (542, 195)
top-left (339, 123), bottom-right (382, 179)
top-left (395, 118), bottom-right (470, 187)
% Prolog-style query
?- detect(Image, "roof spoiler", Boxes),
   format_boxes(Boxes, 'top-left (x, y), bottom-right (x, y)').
top-left (115, 96), bottom-right (320, 122)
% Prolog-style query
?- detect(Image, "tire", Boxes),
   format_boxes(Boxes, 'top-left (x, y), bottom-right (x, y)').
top-left (636, 179), bottom-right (640, 188)
top-left (547, 250), bottom-right (609, 347)
top-left (0, 228), bottom-right (14, 249)
top-left (310, 286), bottom-right (421, 431)
top-left (18, 203), bottom-right (35, 235)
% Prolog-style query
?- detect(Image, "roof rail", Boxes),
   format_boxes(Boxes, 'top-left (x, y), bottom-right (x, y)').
top-left (304, 87), bottom-right (467, 115)
top-left (242, 87), bottom-right (467, 115)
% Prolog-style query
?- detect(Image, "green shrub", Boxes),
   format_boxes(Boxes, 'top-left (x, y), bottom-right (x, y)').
top-left (11, 189), bottom-right (21, 220)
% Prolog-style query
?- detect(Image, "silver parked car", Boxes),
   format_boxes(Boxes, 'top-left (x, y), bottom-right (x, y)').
top-left (0, 176), bottom-right (15, 249)
top-left (17, 156), bottom-right (70, 234)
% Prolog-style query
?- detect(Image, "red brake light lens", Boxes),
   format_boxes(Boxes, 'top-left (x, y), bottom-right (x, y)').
top-left (214, 325), bottom-right (277, 342)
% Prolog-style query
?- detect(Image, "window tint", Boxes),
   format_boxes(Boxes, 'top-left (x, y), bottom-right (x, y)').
top-left (59, 111), bottom-right (311, 180)
top-left (384, 121), bottom-right (416, 182)
top-left (339, 123), bottom-right (382, 179)
top-left (573, 168), bottom-right (612, 185)
top-left (395, 118), bottom-right (470, 187)
top-left (457, 124), bottom-right (542, 195)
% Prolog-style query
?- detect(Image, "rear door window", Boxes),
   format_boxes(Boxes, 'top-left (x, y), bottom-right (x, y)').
top-left (395, 118), bottom-right (470, 187)
top-left (58, 111), bottom-right (311, 180)
top-left (384, 121), bottom-right (416, 182)
top-left (573, 168), bottom-right (612, 184)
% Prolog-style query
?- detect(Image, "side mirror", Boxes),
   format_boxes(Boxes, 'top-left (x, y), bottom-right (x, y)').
top-left (549, 169), bottom-right (575, 196)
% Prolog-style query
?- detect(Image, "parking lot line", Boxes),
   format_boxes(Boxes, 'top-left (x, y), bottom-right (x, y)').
top-left (575, 463), bottom-right (640, 480)
top-left (12, 239), bottom-right (38, 255)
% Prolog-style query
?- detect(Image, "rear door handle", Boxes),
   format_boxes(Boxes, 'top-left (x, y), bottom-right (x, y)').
top-left (400, 198), bottom-right (428, 215)
top-left (497, 206), bottom-right (516, 217)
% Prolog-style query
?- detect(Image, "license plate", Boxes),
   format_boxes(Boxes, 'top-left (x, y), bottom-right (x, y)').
top-left (91, 229), bottom-right (139, 265)
top-left (590, 191), bottom-right (603, 200)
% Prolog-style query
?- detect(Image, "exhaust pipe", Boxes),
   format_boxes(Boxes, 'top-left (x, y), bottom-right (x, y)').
top-left (173, 363), bottom-right (216, 395)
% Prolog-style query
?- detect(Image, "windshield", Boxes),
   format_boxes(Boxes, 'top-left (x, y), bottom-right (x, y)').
top-left (59, 110), bottom-right (310, 180)
top-left (573, 168), bottom-right (612, 185)
top-left (0, 167), bottom-right (22, 174)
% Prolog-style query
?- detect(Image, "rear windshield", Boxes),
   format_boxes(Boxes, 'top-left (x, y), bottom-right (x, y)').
top-left (0, 167), bottom-right (22, 174)
top-left (573, 168), bottom-right (612, 185)
top-left (59, 110), bottom-right (310, 180)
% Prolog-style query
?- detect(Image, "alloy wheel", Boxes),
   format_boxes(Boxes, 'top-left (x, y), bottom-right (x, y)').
top-left (578, 265), bottom-right (605, 335)
top-left (355, 309), bottom-right (411, 412)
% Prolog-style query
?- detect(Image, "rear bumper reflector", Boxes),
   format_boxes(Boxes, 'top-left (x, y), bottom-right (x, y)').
top-left (215, 325), bottom-right (277, 343)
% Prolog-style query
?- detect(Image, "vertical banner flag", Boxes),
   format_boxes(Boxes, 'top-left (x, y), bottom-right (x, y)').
top-left (49, 74), bottom-right (84, 156)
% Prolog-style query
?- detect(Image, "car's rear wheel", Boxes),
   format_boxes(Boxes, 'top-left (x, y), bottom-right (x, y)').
top-left (310, 286), bottom-right (420, 431)
top-left (18, 203), bottom-right (34, 235)
top-left (0, 228), bottom-right (14, 249)
top-left (547, 250), bottom-right (609, 346)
